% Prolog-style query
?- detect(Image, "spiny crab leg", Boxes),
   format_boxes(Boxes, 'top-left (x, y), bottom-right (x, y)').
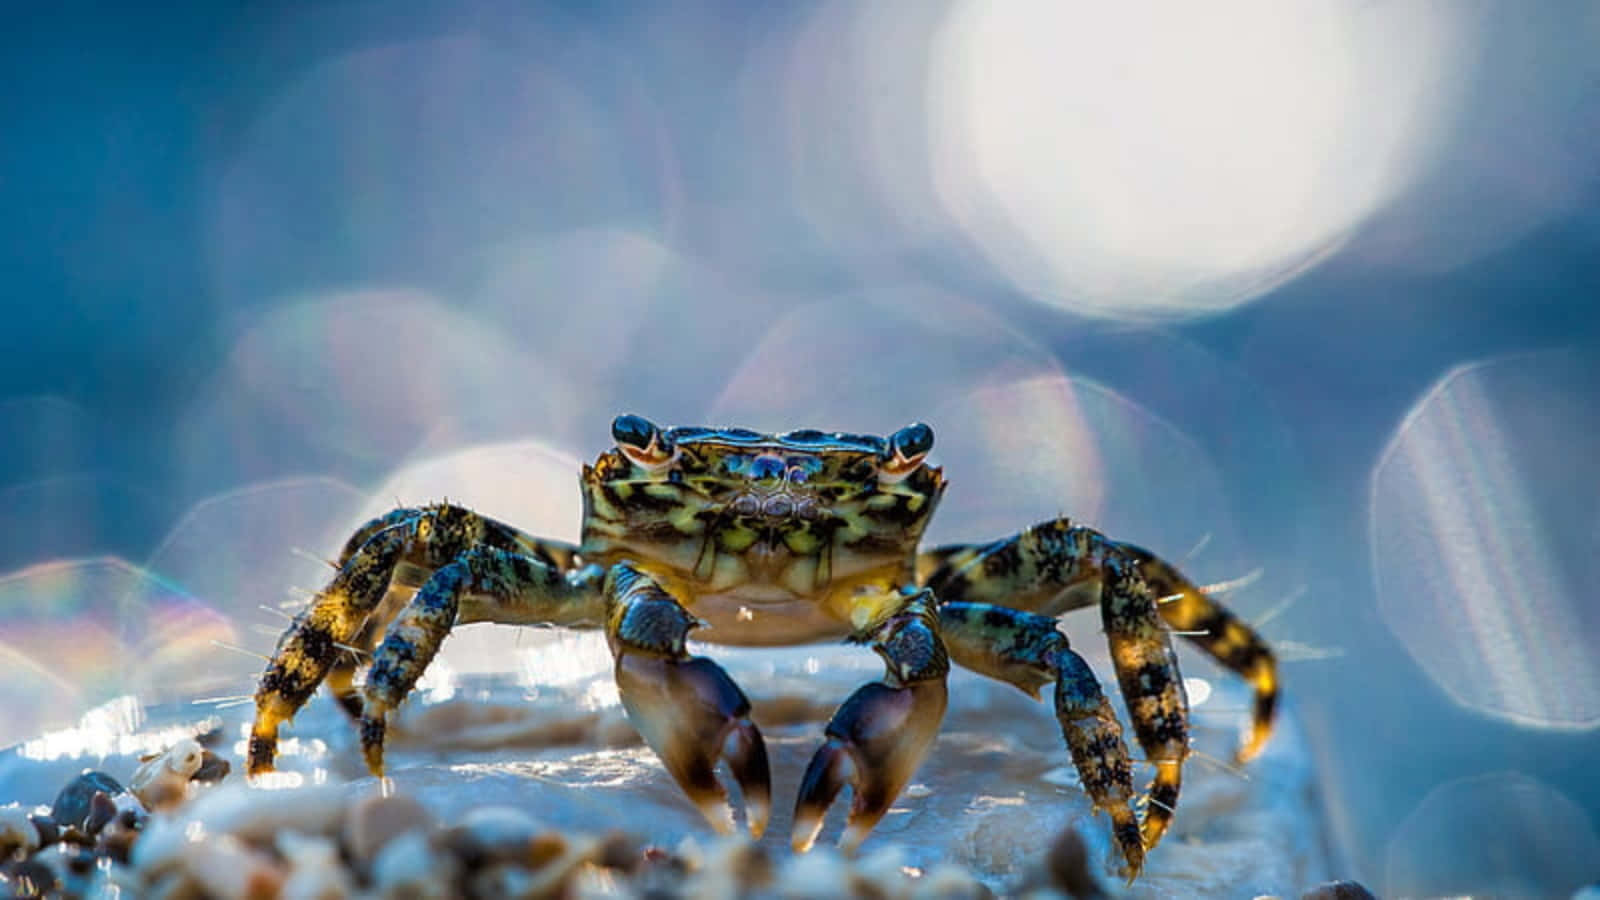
top-left (607, 564), bottom-right (773, 838)
top-left (792, 590), bottom-right (949, 855)
top-left (938, 602), bottom-right (1146, 880)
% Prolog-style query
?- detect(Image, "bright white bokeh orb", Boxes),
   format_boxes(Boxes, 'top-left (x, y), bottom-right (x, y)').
top-left (929, 1), bottom-right (1473, 320)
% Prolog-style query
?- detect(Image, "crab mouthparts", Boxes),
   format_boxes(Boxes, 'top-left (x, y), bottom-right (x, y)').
top-left (726, 491), bottom-right (823, 523)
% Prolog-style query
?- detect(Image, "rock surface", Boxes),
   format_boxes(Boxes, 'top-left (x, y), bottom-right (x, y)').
top-left (0, 636), bottom-right (1331, 897)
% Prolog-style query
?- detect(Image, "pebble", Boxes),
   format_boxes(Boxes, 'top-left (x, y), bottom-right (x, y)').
top-left (276, 831), bottom-right (355, 900)
top-left (442, 804), bottom-right (547, 866)
top-left (1300, 880), bottom-right (1379, 900)
top-left (50, 770), bottom-right (124, 830)
top-left (341, 790), bottom-right (434, 870)
top-left (181, 832), bottom-right (287, 900)
top-left (0, 803), bottom-right (42, 856)
top-left (370, 827), bottom-right (459, 899)
top-left (6, 733), bottom-right (1349, 900)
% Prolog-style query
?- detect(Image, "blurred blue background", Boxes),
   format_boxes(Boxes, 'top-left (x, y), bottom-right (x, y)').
top-left (2, 2), bottom-right (1597, 895)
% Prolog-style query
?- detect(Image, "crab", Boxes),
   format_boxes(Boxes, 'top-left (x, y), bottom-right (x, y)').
top-left (248, 415), bottom-right (1278, 879)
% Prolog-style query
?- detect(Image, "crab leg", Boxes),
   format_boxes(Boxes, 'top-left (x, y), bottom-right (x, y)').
top-left (321, 508), bottom-right (582, 722)
top-left (921, 519), bottom-right (1278, 764)
top-left (605, 563), bottom-right (773, 838)
top-left (358, 546), bottom-right (605, 775)
top-left (250, 502), bottom-right (593, 776)
top-left (1119, 543), bottom-right (1278, 762)
top-left (250, 525), bottom-right (406, 775)
top-left (920, 519), bottom-right (1194, 853)
top-left (792, 588), bottom-right (949, 855)
top-left (939, 602), bottom-right (1144, 879)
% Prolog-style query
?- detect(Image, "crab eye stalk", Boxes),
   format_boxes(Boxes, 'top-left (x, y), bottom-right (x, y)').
top-left (612, 414), bottom-right (677, 469)
top-left (881, 422), bottom-right (934, 482)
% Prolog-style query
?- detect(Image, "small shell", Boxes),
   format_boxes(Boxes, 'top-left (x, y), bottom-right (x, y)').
top-left (131, 739), bottom-right (206, 812)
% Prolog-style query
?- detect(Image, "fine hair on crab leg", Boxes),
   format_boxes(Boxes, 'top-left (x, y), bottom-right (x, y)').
top-left (920, 518), bottom-right (1203, 855)
top-left (1097, 554), bottom-right (1189, 853)
top-left (360, 544), bottom-right (607, 775)
top-left (605, 562), bottom-right (773, 838)
top-left (792, 588), bottom-right (949, 855)
top-left (250, 502), bottom-right (589, 775)
top-left (1120, 543), bottom-right (1279, 763)
top-left (938, 601), bottom-right (1145, 879)
top-left (250, 525), bottom-right (407, 775)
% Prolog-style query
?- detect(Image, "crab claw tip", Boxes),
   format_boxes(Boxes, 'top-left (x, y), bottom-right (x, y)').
top-left (791, 736), bottom-right (854, 852)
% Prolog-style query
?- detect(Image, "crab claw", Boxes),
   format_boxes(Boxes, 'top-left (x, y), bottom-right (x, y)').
top-left (615, 652), bottom-right (772, 838)
top-left (791, 679), bottom-right (947, 855)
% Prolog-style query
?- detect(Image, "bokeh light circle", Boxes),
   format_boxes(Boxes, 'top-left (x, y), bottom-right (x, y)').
top-left (208, 30), bottom-right (662, 309)
top-left (0, 557), bottom-right (241, 748)
top-left (177, 289), bottom-right (576, 493)
top-left (1371, 350), bottom-right (1600, 730)
top-left (929, 0), bottom-right (1473, 320)
top-left (1384, 772), bottom-right (1599, 898)
top-left (469, 227), bottom-right (776, 433)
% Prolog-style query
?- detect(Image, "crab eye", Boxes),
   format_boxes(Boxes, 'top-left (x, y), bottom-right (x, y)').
top-left (881, 422), bottom-right (933, 481)
top-left (889, 423), bottom-right (934, 459)
top-left (612, 414), bottom-right (676, 468)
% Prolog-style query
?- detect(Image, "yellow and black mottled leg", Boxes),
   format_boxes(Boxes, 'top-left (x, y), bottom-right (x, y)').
top-left (922, 520), bottom-right (1192, 854)
top-left (1121, 544), bottom-right (1278, 763)
top-left (250, 526), bottom-right (408, 776)
top-left (605, 562), bottom-right (773, 838)
top-left (939, 602), bottom-right (1144, 879)
top-left (326, 518), bottom-right (581, 723)
top-left (250, 503), bottom-right (580, 775)
top-left (792, 587), bottom-right (950, 855)
top-left (357, 544), bottom-right (605, 775)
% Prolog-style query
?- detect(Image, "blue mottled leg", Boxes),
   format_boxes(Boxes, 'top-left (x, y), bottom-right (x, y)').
top-left (605, 563), bottom-right (773, 838)
top-left (940, 602), bottom-right (1144, 880)
top-left (792, 588), bottom-right (949, 855)
top-left (358, 545), bottom-right (604, 775)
